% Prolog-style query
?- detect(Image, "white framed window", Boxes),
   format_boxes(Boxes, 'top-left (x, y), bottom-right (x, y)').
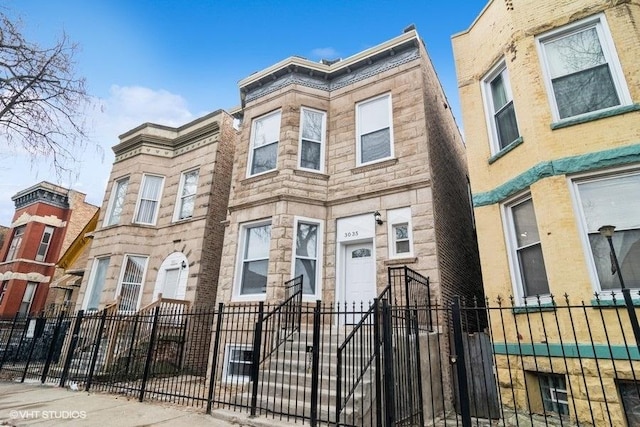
top-left (538, 373), bottom-right (569, 416)
top-left (387, 207), bottom-right (414, 258)
top-left (134, 174), bottom-right (164, 225)
top-left (83, 257), bottom-right (110, 311)
top-left (482, 61), bottom-right (520, 152)
top-left (292, 217), bottom-right (323, 298)
top-left (298, 107), bottom-right (326, 172)
top-left (248, 110), bottom-right (281, 176)
top-left (222, 344), bottom-right (253, 383)
top-left (235, 220), bottom-right (271, 299)
top-left (19, 282), bottom-right (37, 316)
top-left (572, 169), bottom-right (640, 292)
top-left (5, 225), bottom-right (25, 261)
top-left (504, 195), bottom-right (550, 302)
top-left (35, 226), bottom-right (54, 262)
top-left (117, 255), bottom-right (148, 312)
top-left (174, 169), bottom-right (199, 221)
top-left (536, 13), bottom-right (631, 121)
top-left (356, 93), bottom-right (394, 166)
top-left (104, 177), bottom-right (129, 226)
top-left (0, 281), bottom-right (8, 306)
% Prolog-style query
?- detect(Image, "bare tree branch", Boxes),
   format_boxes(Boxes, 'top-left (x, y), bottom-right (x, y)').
top-left (0, 11), bottom-right (100, 177)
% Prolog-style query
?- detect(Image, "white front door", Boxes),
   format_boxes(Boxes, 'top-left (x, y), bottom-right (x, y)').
top-left (342, 242), bottom-right (376, 324)
top-left (162, 268), bottom-right (180, 299)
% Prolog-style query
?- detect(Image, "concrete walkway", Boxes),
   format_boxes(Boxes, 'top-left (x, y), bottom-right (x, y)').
top-left (0, 381), bottom-right (296, 426)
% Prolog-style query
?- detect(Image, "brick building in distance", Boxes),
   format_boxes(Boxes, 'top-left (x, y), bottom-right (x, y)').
top-left (0, 182), bottom-right (98, 317)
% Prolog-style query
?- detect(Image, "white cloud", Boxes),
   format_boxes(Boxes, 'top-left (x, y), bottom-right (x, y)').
top-left (0, 86), bottom-right (196, 226)
top-left (310, 47), bottom-right (339, 60)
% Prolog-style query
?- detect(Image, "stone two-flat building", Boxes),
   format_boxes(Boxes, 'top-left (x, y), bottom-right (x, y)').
top-left (217, 28), bottom-right (482, 312)
top-left (75, 110), bottom-right (237, 313)
top-left (453, 0), bottom-right (640, 424)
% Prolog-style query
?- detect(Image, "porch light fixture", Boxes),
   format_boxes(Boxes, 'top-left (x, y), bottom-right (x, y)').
top-left (598, 224), bottom-right (640, 352)
top-left (181, 260), bottom-right (187, 269)
top-left (374, 211), bottom-right (383, 225)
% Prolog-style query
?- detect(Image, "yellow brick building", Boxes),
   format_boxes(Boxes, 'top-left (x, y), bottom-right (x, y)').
top-left (453, 0), bottom-right (640, 424)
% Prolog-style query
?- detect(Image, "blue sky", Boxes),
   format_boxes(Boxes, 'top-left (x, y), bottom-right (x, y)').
top-left (0, 0), bottom-right (487, 225)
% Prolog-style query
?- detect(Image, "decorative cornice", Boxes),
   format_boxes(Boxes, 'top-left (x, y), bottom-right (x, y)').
top-left (473, 143), bottom-right (640, 207)
top-left (243, 46), bottom-right (420, 104)
top-left (12, 182), bottom-right (70, 211)
top-left (239, 30), bottom-right (422, 106)
top-left (113, 111), bottom-right (226, 163)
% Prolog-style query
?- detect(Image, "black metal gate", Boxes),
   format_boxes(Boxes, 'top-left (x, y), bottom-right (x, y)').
top-left (381, 299), bottom-right (424, 426)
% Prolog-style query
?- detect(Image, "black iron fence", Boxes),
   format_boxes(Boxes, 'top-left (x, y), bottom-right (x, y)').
top-left (3, 270), bottom-right (640, 427)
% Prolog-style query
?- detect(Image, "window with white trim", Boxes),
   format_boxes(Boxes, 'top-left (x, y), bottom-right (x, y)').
top-left (482, 62), bottom-right (520, 152)
top-left (298, 108), bottom-right (326, 172)
top-left (293, 218), bottom-right (322, 297)
top-left (134, 174), bottom-right (164, 225)
top-left (573, 171), bottom-right (640, 291)
top-left (0, 281), bottom-right (8, 306)
top-left (35, 226), bottom-right (54, 262)
top-left (223, 344), bottom-right (253, 383)
top-left (84, 257), bottom-right (110, 311)
top-left (538, 373), bottom-right (569, 416)
top-left (104, 177), bottom-right (129, 226)
top-left (536, 13), bottom-right (630, 121)
top-left (5, 225), bottom-right (25, 261)
top-left (248, 110), bottom-right (281, 176)
top-left (237, 221), bottom-right (271, 297)
top-left (356, 94), bottom-right (394, 166)
top-left (117, 255), bottom-right (148, 312)
top-left (174, 169), bottom-right (199, 221)
top-left (19, 282), bottom-right (37, 316)
top-left (387, 207), bottom-right (413, 258)
top-left (505, 196), bottom-right (550, 301)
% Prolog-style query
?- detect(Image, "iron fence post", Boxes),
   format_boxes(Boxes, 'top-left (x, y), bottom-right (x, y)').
top-left (60, 310), bottom-right (84, 387)
top-left (86, 308), bottom-right (108, 391)
top-left (41, 310), bottom-right (65, 383)
top-left (0, 312), bottom-right (20, 371)
top-left (125, 313), bottom-right (140, 376)
top-left (413, 307), bottom-right (425, 427)
top-left (206, 303), bottom-right (224, 415)
top-left (139, 306), bottom-right (160, 402)
top-left (382, 298), bottom-right (395, 427)
top-left (21, 314), bottom-right (42, 383)
top-left (373, 298), bottom-right (383, 427)
top-left (310, 300), bottom-right (321, 426)
top-left (250, 301), bottom-right (265, 417)
top-left (335, 349), bottom-right (342, 426)
top-left (452, 296), bottom-right (471, 427)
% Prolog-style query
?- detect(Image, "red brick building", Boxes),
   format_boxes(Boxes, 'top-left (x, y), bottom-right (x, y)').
top-left (0, 182), bottom-right (98, 317)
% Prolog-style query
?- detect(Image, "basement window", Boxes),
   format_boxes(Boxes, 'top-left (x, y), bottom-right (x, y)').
top-left (223, 345), bottom-right (253, 383)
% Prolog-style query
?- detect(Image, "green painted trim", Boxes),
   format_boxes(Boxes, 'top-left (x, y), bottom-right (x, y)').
top-left (493, 342), bottom-right (640, 360)
top-left (473, 143), bottom-right (640, 207)
top-left (551, 104), bottom-right (640, 130)
top-left (590, 298), bottom-right (640, 307)
top-left (488, 137), bottom-right (525, 165)
top-left (512, 302), bottom-right (556, 314)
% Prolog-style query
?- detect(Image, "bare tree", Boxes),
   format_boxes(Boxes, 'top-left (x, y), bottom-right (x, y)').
top-left (0, 12), bottom-right (95, 176)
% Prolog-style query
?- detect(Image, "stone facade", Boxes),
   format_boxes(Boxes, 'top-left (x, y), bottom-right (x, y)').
top-left (217, 29), bottom-right (482, 309)
top-left (453, 0), bottom-right (640, 424)
top-left (75, 110), bottom-right (237, 312)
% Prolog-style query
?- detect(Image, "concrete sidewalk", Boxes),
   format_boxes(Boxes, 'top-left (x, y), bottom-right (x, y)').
top-left (0, 381), bottom-right (295, 426)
